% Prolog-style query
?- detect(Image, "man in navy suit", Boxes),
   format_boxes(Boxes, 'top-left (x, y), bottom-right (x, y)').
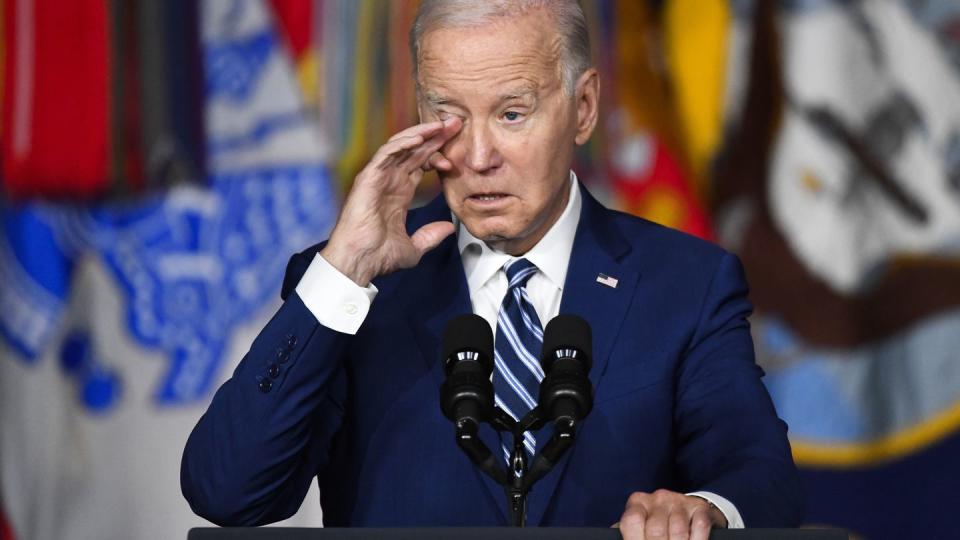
top-left (181, 1), bottom-right (803, 538)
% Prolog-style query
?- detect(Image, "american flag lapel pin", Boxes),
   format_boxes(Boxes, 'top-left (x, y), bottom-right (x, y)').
top-left (596, 273), bottom-right (618, 288)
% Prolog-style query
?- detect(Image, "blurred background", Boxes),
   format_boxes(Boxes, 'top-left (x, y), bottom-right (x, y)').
top-left (1, 1), bottom-right (959, 539)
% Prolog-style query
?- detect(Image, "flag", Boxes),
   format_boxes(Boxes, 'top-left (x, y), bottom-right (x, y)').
top-left (1, 0), bottom-right (206, 201)
top-left (268, 0), bottom-right (320, 110)
top-left (0, 0), bottom-right (335, 538)
top-left (2, 0), bottom-right (111, 199)
top-left (600, 0), bottom-right (715, 240)
top-left (712, 1), bottom-right (960, 537)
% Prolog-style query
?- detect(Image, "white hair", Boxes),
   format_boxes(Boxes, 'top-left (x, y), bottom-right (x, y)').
top-left (409, 0), bottom-right (591, 94)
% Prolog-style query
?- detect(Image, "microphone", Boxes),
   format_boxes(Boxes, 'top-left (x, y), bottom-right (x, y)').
top-left (440, 314), bottom-right (495, 429)
top-left (440, 314), bottom-right (508, 487)
top-left (538, 314), bottom-right (593, 427)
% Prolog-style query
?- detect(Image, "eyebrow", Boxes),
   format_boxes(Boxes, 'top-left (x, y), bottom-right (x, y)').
top-left (424, 89), bottom-right (537, 108)
top-left (499, 89), bottom-right (537, 102)
top-left (424, 93), bottom-right (455, 107)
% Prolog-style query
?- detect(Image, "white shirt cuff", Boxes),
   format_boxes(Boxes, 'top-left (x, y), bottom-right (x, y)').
top-left (686, 491), bottom-right (744, 529)
top-left (294, 253), bottom-right (378, 335)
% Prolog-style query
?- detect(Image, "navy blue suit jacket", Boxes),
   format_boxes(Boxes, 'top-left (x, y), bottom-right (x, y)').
top-left (181, 185), bottom-right (803, 528)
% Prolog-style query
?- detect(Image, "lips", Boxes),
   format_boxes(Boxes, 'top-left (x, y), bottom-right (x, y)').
top-left (470, 193), bottom-right (508, 201)
top-left (464, 192), bottom-right (512, 210)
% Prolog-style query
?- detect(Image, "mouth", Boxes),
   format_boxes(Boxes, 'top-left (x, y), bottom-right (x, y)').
top-left (472, 193), bottom-right (507, 201)
top-left (466, 192), bottom-right (512, 208)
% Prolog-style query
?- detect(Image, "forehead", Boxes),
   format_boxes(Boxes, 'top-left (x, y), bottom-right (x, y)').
top-left (417, 10), bottom-right (563, 101)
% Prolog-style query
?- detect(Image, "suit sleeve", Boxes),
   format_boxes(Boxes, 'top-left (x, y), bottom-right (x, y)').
top-left (673, 252), bottom-right (805, 527)
top-left (180, 249), bottom-right (350, 526)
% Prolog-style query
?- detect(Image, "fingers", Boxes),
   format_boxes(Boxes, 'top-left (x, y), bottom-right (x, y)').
top-left (404, 116), bottom-right (461, 171)
top-left (667, 509), bottom-right (689, 540)
top-left (618, 497), bottom-right (646, 540)
top-left (410, 221), bottom-right (456, 257)
top-left (365, 117), bottom-right (463, 175)
top-left (373, 135), bottom-right (426, 171)
top-left (386, 120), bottom-right (446, 143)
top-left (423, 152), bottom-right (454, 172)
top-left (645, 505), bottom-right (669, 539)
top-left (620, 505), bottom-right (688, 540)
top-left (689, 507), bottom-right (714, 540)
top-left (620, 491), bottom-right (721, 540)
top-left (382, 117), bottom-right (461, 173)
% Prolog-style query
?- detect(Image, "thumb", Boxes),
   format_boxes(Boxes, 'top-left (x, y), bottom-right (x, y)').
top-left (410, 221), bottom-right (456, 257)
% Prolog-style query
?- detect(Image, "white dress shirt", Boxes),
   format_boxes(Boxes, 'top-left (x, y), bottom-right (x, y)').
top-left (294, 171), bottom-right (744, 529)
top-left (457, 173), bottom-right (581, 334)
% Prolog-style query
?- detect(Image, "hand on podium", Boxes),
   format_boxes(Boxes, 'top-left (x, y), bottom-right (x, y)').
top-left (613, 489), bottom-right (727, 540)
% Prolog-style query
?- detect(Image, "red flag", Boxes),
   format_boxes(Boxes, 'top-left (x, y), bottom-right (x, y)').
top-left (268, 0), bottom-right (313, 60)
top-left (2, 0), bottom-right (111, 200)
top-left (609, 132), bottom-right (714, 241)
top-left (0, 502), bottom-right (14, 540)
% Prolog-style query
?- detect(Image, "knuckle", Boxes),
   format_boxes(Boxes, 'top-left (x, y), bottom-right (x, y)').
top-left (627, 491), bottom-right (648, 506)
top-left (646, 522), bottom-right (667, 538)
top-left (619, 510), bottom-right (645, 530)
top-left (692, 515), bottom-right (712, 530)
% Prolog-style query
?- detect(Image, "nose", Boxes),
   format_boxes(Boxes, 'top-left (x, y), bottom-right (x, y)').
top-left (461, 122), bottom-right (503, 174)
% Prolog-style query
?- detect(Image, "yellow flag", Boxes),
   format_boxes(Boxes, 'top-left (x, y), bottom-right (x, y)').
top-left (663, 0), bottom-right (731, 193)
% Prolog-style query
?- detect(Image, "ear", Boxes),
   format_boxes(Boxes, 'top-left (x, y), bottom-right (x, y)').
top-left (573, 68), bottom-right (600, 146)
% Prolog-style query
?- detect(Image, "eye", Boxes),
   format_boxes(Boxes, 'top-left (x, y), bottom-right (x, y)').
top-left (437, 110), bottom-right (465, 124)
top-left (503, 110), bottom-right (524, 123)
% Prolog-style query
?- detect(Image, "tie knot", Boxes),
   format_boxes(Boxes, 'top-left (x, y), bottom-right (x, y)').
top-left (504, 258), bottom-right (538, 289)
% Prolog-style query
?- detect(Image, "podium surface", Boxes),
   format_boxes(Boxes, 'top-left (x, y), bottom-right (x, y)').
top-left (189, 528), bottom-right (848, 540)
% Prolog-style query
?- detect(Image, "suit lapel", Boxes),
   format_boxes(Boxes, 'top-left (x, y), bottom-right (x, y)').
top-left (525, 186), bottom-right (640, 526)
top-left (404, 196), bottom-right (511, 523)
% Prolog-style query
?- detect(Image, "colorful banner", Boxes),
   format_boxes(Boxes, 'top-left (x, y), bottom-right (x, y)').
top-left (0, 1), bottom-right (334, 538)
top-left (2, 0), bottom-right (111, 199)
top-left (4, 1), bottom-right (958, 538)
top-left (713, 1), bottom-right (960, 538)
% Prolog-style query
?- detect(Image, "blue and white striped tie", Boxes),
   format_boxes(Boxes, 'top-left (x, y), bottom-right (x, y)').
top-left (494, 258), bottom-right (545, 463)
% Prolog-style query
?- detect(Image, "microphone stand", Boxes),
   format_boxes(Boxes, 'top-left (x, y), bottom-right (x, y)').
top-left (454, 405), bottom-right (580, 527)
top-left (444, 313), bottom-right (593, 527)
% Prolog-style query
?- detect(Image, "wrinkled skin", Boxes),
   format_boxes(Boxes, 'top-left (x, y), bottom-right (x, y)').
top-left (321, 8), bottom-right (599, 282)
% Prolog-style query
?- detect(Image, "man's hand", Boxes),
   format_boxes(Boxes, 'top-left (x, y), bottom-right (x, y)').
top-left (321, 117), bottom-right (462, 286)
top-left (614, 490), bottom-right (727, 540)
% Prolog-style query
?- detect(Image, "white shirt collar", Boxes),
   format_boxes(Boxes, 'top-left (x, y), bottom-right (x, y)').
top-left (457, 171), bottom-right (582, 293)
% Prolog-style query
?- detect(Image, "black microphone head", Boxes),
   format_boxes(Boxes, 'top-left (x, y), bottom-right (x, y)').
top-left (442, 314), bottom-right (494, 372)
top-left (541, 314), bottom-right (592, 371)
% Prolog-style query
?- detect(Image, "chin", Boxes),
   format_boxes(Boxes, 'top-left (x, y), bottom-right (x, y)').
top-left (479, 233), bottom-right (511, 244)
top-left (466, 224), bottom-right (509, 242)
top-left (460, 216), bottom-right (508, 238)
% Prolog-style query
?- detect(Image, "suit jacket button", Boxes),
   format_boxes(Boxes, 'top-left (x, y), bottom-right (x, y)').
top-left (277, 348), bottom-right (290, 364)
top-left (259, 378), bottom-right (273, 393)
top-left (268, 363), bottom-right (280, 378)
top-left (284, 334), bottom-right (297, 349)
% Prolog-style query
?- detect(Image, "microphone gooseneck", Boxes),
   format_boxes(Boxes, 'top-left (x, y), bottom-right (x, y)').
top-left (439, 312), bottom-right (595, 526)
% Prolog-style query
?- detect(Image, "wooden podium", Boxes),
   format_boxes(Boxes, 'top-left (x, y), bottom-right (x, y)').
top-left (188, 528), bottom-right (848, 539)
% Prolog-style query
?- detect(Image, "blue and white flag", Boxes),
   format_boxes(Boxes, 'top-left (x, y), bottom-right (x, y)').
top-left (0, 1), bottom-right (334, 538)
